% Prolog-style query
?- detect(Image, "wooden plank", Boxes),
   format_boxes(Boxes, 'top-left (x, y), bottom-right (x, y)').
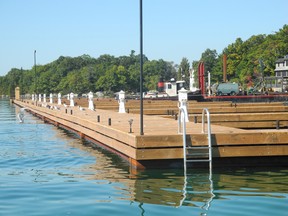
top-left (135, 145), bottom-right (288, 160)
top-left (189, 106), bottom-right (288, 114)
top-left (216, 145), bottom-right (288, 157)
top-left (193, 113), bottom-right (288, 122)
top-left (136, 148), bottom-right (183, 160)
top-left (135, 135), bottom-right (183, 148)
top-left (213, 121), bottom-right (288, 129)
top-left (203, 133), bottom-right (288, 145)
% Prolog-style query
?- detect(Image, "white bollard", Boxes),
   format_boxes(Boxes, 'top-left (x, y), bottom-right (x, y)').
top-left (58, 93), bottom-right (62, 105)
top-left (70, 92), bottom-right (75, 107)
top-left (43, 94), bottom-right (46, 103)
top-left (88, 91), bottom-right (94, 110)
top-left (50, 93), bottom-right (53, 104)
top-left (39, 94), bottom-right (42, 102)
top-left (118, 90), bottom-right (126, 113)
top-left (32, 94), bottom-right (35, 101)
top-left (178, 88), bottom-right (189, 122)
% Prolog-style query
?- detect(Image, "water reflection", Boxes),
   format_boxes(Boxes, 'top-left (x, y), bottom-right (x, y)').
top-left (64, 134), bottom-right (288, 211)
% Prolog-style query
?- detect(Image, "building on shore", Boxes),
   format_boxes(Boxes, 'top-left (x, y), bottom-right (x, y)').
top-left (275, 55), bottom-right (288, 77)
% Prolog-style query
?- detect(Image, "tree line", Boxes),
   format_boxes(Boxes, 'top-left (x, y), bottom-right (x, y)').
top-left (198, 25), bottom-right (288, 87)
top-left (0, 51), bottom-right (177, 97)
top-left (1, 25), bottom-right (287, 97)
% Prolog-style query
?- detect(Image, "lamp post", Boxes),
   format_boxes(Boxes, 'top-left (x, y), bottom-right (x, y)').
top-left (20, 67), bottom-right (23, 93)
top-left (139, 0), bottom-right (144, 135)
top-left (34, 50), bottom-right (37, 95)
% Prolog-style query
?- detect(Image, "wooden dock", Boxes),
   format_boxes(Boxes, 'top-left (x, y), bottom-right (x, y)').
top-left (13, 99), bottom-right (288, 169)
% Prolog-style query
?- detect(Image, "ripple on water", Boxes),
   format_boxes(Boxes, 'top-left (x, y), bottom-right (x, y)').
top-left (0, 100), bottom-right (288, 216)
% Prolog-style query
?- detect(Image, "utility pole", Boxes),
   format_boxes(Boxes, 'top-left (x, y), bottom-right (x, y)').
top-left (139, 0), bottom-right (144, 135)
top-left (34, 50), bottom-right (37, 94)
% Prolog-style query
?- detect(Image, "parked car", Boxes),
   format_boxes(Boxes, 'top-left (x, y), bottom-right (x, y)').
top-left (157, 92), bottom-right (169, 98)
top-left (144, 91), bottom-right (157, 98)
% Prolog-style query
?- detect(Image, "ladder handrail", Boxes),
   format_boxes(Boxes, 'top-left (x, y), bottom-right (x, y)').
top-left (178, 107), bottom-right (214, 209)
top-left (178, 107), bottom-right (213, 171)
top-left (178, 107), bottom-right (187, 173)
top-left (201, 108), bottom-right (212, 174)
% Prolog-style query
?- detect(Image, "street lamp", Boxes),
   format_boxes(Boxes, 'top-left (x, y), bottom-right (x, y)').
top-left (140, 0), bottom-right (144, 135)
top-left (34, 50), bottom-right (37, 95)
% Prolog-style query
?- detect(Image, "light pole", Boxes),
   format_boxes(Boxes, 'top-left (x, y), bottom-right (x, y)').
top-left (140, 0), bottom-right (144, 135)
top-left (20, 67), bottom-right (23, 92)
top-left (34, 50), bottom-right (37, 95)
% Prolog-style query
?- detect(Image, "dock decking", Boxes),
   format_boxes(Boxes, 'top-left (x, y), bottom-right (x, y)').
top-left (13, 99), bottom-right (288, 169)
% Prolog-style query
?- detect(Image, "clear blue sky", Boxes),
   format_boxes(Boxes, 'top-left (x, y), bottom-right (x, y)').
top-left (0, 0), bottom-right (287, 76)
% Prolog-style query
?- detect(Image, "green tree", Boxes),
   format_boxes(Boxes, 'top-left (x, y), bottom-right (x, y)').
top-left (178, 57), bottom-right (190, 88)
top-left (200, 49), bottom-right (218, 83)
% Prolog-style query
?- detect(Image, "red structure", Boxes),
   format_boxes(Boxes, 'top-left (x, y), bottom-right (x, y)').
top-left (198, 62), bottom-right (205, 96)
top-left (157, 78), bottom-right (164, 92)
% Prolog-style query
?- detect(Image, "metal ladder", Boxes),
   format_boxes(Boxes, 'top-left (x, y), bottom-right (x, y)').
top-left (178, 108), bottom-right (214, 208)
top-left (178, 108), bottom-right (212, 173)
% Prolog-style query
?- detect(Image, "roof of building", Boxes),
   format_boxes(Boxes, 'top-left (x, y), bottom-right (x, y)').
top-left (276, 55), bottom-right (288, 63)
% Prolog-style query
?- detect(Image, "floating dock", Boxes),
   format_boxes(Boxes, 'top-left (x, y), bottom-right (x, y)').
top-left (13, 99), bottom-right (288, 170)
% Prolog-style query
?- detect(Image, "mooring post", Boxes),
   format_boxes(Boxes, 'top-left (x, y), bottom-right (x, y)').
top-left (118, 90), bottom-right (126, 113)
top-left (178, 88), bottom-right (189, 122)
top-left (97, 115), bottom-right (100, 122)
top-left (276, 120), bottom-right (280, 130)
top-left (128, 119), bottom-right (133, 133)
top-left (49, 93), bottom-right (53, 104)
top-left (108, 118), bottom-right (111, 126)
top-left (70, 92), bottom-right (75, 107)
top-left (88, 91), bottom-right (94, 110)
top-left (58, 93), bottom-right (61, 105)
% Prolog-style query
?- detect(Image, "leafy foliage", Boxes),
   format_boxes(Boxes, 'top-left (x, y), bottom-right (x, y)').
top-left (0, 52), bottom-right (176, 96)
top-left (194, 25), bottom-right (288, 88)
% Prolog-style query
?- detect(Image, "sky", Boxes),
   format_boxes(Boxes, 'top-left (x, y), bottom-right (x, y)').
top-left (0, 0), bottom-right (287, 76)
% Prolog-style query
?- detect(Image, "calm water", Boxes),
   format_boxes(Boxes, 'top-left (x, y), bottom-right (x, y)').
top-left (0, 99), bottom-right (287, 216)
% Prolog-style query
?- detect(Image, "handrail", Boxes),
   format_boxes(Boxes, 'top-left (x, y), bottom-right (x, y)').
top-left (178, 107), bottom-right (187, 174)
top-left (202, 108), bottom-right (211, 134)
top-left (201, 108), bottom-right (212, 174)
top-left (178, 107), bottom-right (214, 208)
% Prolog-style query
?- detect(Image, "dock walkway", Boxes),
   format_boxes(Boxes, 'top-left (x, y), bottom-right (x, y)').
top-left (13, 99), bottom-right (288, 169)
